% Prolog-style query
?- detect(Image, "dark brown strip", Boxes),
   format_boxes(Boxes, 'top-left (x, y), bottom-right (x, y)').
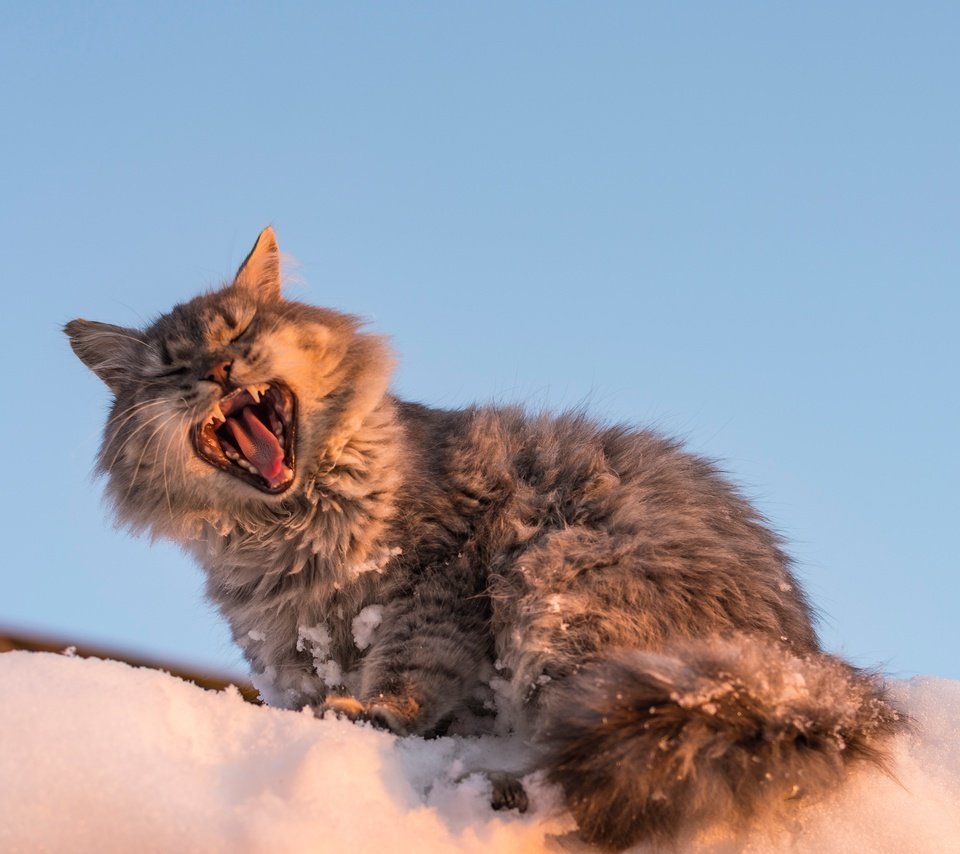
top-left (0, 626), bottom-right (260, 704)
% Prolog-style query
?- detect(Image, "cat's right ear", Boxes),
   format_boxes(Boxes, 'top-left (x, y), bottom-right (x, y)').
top-left (233, 226), bottom-right (282, 301)
top-left (64, 319), bottom-right (145, 393)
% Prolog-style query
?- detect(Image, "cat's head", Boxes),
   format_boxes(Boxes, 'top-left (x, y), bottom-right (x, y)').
top-left (66, 227), bottom-right (394, 537)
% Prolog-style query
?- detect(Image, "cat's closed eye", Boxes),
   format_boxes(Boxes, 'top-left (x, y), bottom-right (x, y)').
top-left (156, 365), bottom-right (190, 379)
top-left (153, 340), bottom-right (191, 378)
top-left (229, 318), bottom-right (256, 344)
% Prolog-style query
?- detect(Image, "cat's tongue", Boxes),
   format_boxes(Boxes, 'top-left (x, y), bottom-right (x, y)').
top-left (226, 409), bottom-right (291, 489)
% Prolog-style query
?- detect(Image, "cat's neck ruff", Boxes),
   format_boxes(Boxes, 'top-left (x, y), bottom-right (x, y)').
top-left (191, 395), bottom-right (405, 591)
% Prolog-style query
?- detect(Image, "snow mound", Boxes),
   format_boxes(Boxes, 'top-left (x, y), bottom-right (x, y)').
top-left (0, 652), bottom-right (958, 853)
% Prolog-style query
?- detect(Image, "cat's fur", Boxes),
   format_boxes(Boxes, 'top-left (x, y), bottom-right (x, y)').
top-left (66, 228), bottom-right (903, 849)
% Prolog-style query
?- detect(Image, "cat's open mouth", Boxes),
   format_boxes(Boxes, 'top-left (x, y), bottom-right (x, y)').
top-left (193, 382), bottom-right (297, 494)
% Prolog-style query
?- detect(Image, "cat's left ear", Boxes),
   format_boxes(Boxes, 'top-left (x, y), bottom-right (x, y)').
top-left (233, 226), bottom-right (282, 300)
top-left (65, 319), bottom-right (145, 393)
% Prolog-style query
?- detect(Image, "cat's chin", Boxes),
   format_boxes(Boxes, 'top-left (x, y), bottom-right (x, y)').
top-left (192, 380), bottom-right (298, 496)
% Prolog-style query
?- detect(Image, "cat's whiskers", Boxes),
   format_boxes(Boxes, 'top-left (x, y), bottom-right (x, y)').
top-left (158, 409), bottom-right (190, 521)
top-left (104, 396), bottom-right (201, 475)
top-left (101, 400), bottom-right (175, 471)
top-left (107, 397), bottom-right (169, 430)
top-left (106, 407), bottom-right (180, 483)
top-left (100, 400), bottom-right (176, 471)
top-left (78, 397), bottom-right (164, 450)
top-left (120, 410), bottom-right (185, 507)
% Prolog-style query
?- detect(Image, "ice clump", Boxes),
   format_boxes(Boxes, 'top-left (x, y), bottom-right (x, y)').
top-left (352, 605), bottom-right (384, 650)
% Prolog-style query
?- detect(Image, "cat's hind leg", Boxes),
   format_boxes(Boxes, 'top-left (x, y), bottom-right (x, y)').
top-left (489, 528), bottom-right (903, 849)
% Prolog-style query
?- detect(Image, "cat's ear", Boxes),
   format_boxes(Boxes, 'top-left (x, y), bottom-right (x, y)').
top-left (233, 226), bottom-right (282, 300)
top-left (64, 319), bottom-right (145, 393)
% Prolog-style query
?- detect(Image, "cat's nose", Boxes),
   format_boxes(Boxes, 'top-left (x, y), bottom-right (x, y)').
top-left (205, 360), bottom-right (233, 385)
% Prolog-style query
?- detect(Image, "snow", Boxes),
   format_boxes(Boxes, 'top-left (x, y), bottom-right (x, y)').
top-left (296, 623), bottom-right (342, 688)
top-left (1, 652), bottom-right (958, 853)
top-left (352, 604), bottom-right (384, 650)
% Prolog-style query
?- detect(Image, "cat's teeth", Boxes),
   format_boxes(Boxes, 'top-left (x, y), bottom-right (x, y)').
top-left (209, 403), bottom-right (226, 425)
top-left (224, 447), bottom-right (240, 462)
top-left (269, 413), bottom-right (284, 443)
top-left (237, 459), bottom-right (258, 474)
top-left (247, 383), bottom-right (270, 402)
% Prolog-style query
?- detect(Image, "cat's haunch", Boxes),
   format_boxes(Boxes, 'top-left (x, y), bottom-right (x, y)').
top-left (67, 227), bottom-right (903, 850)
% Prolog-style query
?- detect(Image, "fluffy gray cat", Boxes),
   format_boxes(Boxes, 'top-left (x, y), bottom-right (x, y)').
top-left (67, 227), bottom-right (902, 849)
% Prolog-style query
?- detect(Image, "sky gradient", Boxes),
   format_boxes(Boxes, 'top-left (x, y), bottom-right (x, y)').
top-left (2, 3), bottom-right (957, 678)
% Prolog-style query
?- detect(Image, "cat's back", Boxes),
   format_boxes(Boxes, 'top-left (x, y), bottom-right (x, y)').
top-left (397, 400), bottom-right (817, 650)
top-left (402, 401), bottom-right (752, 533)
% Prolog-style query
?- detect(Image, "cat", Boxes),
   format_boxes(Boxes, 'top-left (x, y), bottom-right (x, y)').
top-left (66, 227), bottom-right (903, 850)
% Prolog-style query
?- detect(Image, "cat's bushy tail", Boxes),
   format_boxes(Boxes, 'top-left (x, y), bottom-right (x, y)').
top-left (541, 635), bottom-right (905, 850)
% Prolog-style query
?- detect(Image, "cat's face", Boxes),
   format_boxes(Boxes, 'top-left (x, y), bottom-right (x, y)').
top-left (66, 228), bottom-right (392, 534)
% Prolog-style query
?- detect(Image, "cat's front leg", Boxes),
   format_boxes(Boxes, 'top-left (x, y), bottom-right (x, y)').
top-left (325, 564), bottom-right (493, 736)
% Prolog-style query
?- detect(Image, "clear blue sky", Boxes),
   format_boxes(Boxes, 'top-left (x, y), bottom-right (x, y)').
top-left (2, 3), bottom-right (957, 679)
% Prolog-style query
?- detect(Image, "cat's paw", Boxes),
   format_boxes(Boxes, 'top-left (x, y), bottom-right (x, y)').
top-left (318, 695), bottom-right (368, 722)
top-left (489, 773), bottom-right (529, 813)
top-left (317, 694), bottom-right (420, 736)
top-left (366, 695), bottom-right (421, 736)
